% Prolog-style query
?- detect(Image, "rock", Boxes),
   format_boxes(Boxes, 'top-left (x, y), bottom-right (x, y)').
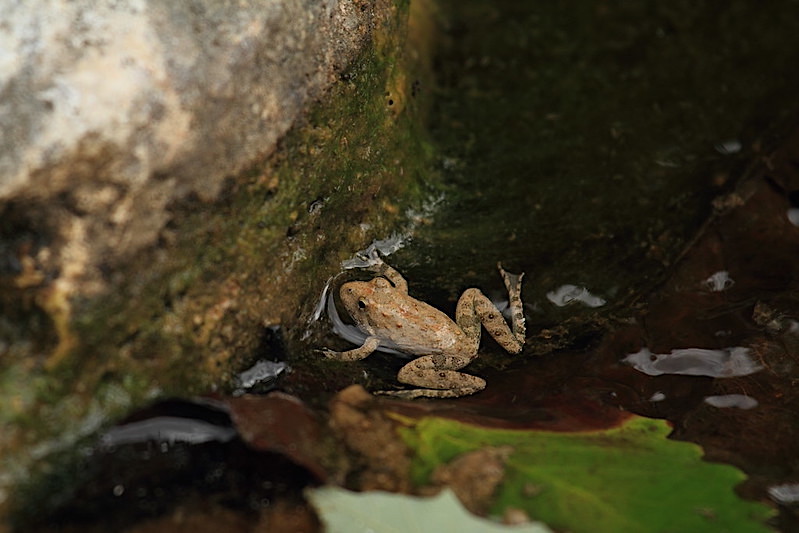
top-left (0, 0), bottom-right (437, 520)
top-left (1, 0), bottom-right (378, 302)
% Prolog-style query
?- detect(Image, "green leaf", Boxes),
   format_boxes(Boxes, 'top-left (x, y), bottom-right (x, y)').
top-left (305, 486), bottom-right (552, 533)
top-left (400, 416), bottom-right (773, 533)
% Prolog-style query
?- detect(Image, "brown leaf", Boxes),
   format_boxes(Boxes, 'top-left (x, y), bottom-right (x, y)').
top-left (225, 392), bottom-right (329, 482)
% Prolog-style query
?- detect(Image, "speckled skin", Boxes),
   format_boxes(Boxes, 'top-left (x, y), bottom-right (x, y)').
top-left (322, 259), bottom-right (526, 399)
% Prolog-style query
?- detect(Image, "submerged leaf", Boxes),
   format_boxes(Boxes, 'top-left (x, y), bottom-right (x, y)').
top-left (400, 416), bottom-right (773, 533)
top-left (305, 486), bottom-right (551, 533)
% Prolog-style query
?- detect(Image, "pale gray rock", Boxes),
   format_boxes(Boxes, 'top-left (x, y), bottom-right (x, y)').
top-left (0, 0), bottom-right (378, 296)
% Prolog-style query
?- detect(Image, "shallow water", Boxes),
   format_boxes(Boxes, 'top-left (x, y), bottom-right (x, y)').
top-left (348, 1), bottom-right (799, 528)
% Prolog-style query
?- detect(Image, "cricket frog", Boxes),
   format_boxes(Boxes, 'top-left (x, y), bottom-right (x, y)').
top-left (322, 258), bottom-right (526, 399)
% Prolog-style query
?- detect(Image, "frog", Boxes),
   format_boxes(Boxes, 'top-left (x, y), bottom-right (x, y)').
top-left (322, 257), bottom-right (526, 399)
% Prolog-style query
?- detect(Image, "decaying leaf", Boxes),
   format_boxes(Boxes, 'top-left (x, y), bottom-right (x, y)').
top-left (401, 415), bottom-right (773, 533)
top-left (428, 445), bottom-right (513, 515)
top-left (329, 385), bottom-right (414, 492)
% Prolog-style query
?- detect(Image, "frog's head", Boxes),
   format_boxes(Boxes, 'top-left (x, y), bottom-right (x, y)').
top-left (339, 277), bottom-right (392, 321)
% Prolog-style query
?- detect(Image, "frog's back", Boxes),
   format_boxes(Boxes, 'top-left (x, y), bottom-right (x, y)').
top-left (368, 296), bottom-right (465, 356)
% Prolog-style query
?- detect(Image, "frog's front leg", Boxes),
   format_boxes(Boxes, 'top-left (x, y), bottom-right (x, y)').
top-left (378, 354), bottom-right (486, 399)
top-left (321, 336), bottom-right (380, 361)
top-left (456, 264), bottom-right (526, 354)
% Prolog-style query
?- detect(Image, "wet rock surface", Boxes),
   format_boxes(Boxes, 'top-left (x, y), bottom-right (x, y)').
top-left (1, 0), bottom-right (436, 520)
top-left (0, 0), bottom-right (381, 349)
top-left (1, 0), bottom-right (386, 331)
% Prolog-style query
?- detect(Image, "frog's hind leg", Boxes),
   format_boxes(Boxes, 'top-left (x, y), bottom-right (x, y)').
top-left (364, 256), bottom-right (408, 293)
top-left (376, 354), bottom-right (485, 399)
top-left (455, 268), bottom-right (526, 355)
top-left (497, 263), bottom-right (526, 347)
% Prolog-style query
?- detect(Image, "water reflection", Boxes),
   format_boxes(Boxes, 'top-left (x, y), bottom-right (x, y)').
top-left (546, 285), bottom-right (606, 308)
top-left (769, 483), bottom-right (799, 505)
top-left (100, 417), bottom-right (237, 447)
top-left (623, 347), bottom-right (762, 377)
top-left (704, 394), bottom-right (758, 410)
top-left (649, 391), bottom-right (666, 402)
top-left (714, 139), bottom-right (742, 155)
top-left (703, 270), bottom-right (734, 292)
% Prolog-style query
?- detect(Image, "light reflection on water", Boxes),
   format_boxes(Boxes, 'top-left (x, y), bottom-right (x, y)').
top-left (769, 483), bottom-right (799, 505)
top-left (623, 346), bottom-right (762, 378)
top-left (546, 284), bottom-right (606, 308)
top-left (703, 270), bottom-right (734, 292)
top-left (704, 394), bottom-right (758, 410)
top-left (99, 417), bottom-right (237, 447)
top-left (714, 139), bottom-right (743, 155)
top-left (649, 391), bottom-right (666, 402)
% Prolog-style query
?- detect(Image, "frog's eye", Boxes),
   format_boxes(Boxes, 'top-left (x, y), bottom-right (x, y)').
top-left (357, 299), bottom-right (367, 310)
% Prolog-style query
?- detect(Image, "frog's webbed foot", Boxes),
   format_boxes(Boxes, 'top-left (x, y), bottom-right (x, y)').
top-left (318, 348), bottom-right (343, 360)
top-left (361, 256), bottom-right (408, 294)
top-left (497, 263), bottom-right (526, 346)
top-left (498, 263), bottom-right (523, 296)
